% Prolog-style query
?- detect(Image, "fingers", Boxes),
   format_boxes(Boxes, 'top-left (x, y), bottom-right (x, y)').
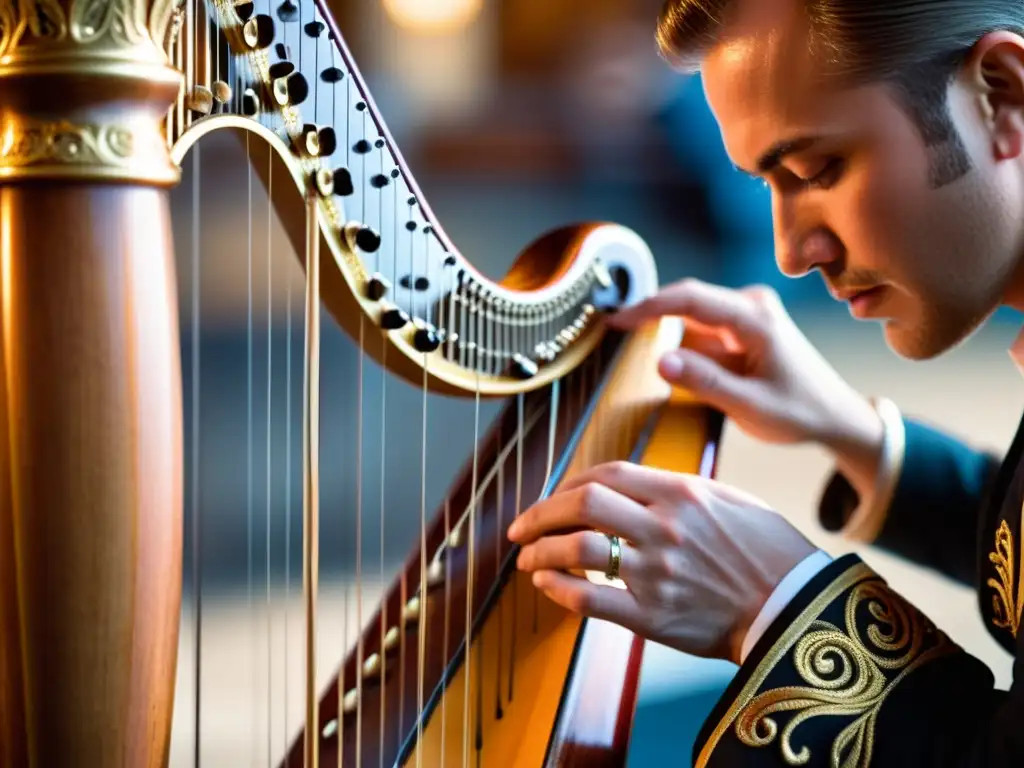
top-left (608, 278), bottom-right (763, 342)
top-left (530, 569), bottom-right (646, 631)
top-left (678, 324), bottom-right (747, 374)
top-left (557, 460), bottom-right (690, 508)
top-left (507, 479), bottom-right (667, 545)
top-left (516, 529), bottom-right (638, 577)
top-left (657, 348), bottom-right (755, 413)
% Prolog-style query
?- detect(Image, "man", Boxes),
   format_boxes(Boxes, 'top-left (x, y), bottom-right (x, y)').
top-left (506, 0), bottom-right (1024, 765)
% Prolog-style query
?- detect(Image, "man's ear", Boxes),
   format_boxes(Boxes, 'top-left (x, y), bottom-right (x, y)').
top-left (965, 31), bottom-right (1024, 160)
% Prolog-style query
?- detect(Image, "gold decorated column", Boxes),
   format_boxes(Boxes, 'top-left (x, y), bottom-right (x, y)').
top-left (0, 1), bottom-right (185, 766)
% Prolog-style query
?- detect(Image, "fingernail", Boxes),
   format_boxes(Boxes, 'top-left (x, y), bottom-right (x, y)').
top-left (507, 519), bottom-right (521, 540)
top-left (660, 352), bottom-right (684, 377)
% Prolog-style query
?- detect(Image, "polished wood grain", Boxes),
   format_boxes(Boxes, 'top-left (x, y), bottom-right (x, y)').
top-left (0, 185), bottom-right (183, 767)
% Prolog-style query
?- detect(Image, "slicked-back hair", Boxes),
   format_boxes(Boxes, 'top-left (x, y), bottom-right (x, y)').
top-left (656, 0), bottom-right (1024, 187)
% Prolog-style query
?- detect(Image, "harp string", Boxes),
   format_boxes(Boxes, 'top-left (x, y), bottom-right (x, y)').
top-left (354, 311), bottom-right (365, 768)
top-left (190, 139), bottom-right (203, 768)
top-left (246, 115), bottom-right (255, 765)
top-left (378, 326), bottom-right (389, 768)
top-left (416, 358), bottom-right (429, 768)
top-left (303, 184), bottom-right (322, 768)
top-left (464, 377), bottom-right (482, 768)
top-left (264, 138), bottom-right (275, 768)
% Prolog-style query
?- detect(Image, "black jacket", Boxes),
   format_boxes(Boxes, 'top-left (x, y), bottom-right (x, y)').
top-left (692, 414), bottom-right (1021, 766)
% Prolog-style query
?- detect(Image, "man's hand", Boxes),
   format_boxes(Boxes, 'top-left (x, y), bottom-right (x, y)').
top-left (507, 461), bottom-right (816, 665)
top-left (610, 278), bottom-right (885, 498)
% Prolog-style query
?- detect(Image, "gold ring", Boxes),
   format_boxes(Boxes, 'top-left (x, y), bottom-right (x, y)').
top-left (605, 534), bottom-right (621, 580)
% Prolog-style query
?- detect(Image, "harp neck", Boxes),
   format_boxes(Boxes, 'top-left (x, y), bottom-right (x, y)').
top-left (166, 0), bottom-right (656, 397)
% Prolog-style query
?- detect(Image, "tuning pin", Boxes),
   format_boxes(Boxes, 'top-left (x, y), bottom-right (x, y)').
top-left (186, 85), bottom-right (213, 115)
top-left (318, 127), bottom-right (337, 156)
top-left (304, 20), bottom-right (325, 37)
top-left (332, 168), bottom-right (354, 196)
top-left (295, 123), bottom-right (321, 156)
top-left (240, 87), bottom-right (260, 116)
top-left (233, 0), bottom-right (254, 21)
top-left (268, 60), bottom-right (294, 79)
top-left (276, 0), bottom-right (298, 21)
top-left (211, 80), bottom-right (232, 106)
top-left (273, 71), bottom-right (308, 107)
top-left (380, 305), bottom-right (410, 331)
top-left (344, 223), bottom-right (381, 253)
top-left (313, 168), bottom-right (333, 197)
top-left (365, 273), bottom-right (390, 301)
top-left (321, 66), bottom-right (345, 83)
top-left (510, 354), bottom-right (538, 379)
top-left (413, 325), bottom-right (441, 353)
top-left (242, 14), bottom-right (275, 49)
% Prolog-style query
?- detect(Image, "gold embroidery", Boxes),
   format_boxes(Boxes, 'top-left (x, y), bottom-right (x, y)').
top-left (733, 580), bottom-right (955, 767)
top-left (987, 518), bottom-right (1024, 638)
top-left (695, 563), bottom-right (873, 766)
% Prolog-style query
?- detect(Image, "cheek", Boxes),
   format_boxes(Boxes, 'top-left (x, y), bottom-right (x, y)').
top-left (829, 155), bottom-right (932, 276)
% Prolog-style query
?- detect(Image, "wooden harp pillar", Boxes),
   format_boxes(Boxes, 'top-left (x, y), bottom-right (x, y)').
top-left (0, 2), bottom-right (185, 766)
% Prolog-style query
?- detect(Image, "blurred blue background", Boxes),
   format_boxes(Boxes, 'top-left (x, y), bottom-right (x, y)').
top-left (165, 1), bottom-right (1023, 764)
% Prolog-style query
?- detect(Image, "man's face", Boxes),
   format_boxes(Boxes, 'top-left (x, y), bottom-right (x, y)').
top-left (699, 0), bottom-right (1024, 359)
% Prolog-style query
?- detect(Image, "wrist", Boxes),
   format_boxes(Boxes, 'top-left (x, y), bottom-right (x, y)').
top-left (729, 548), bottom-right (834, 666)
top-left (726, 542), bottom-right (822, 665)
top-left (821, 392), bottom-right (885, 500)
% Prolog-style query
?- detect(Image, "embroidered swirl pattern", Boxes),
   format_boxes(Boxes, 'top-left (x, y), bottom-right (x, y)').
top-left (988, 517), bottom-right (1024, 638)
top-left (734, 580), bottom-right (956, 767)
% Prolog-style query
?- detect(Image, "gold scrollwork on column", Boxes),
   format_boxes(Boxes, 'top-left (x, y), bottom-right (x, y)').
top-left (0, 117), bottom-right (175, 183)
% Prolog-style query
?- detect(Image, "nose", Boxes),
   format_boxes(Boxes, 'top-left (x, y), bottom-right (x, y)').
top-left (775, 226), bottom-right (844, 278)
top-left (772, 198), bottom-right (842, 278)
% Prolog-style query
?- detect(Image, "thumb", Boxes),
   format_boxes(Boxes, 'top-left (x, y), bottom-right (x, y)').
top-left (659, 349), bottom-right (753, 413)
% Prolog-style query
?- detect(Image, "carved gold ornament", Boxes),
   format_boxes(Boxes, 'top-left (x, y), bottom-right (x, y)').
top-left (0, 0), bottom-right (183, 184)
top-left (0, 0), bottom-right (180, 60)
top-left (732, 579), bottom-right (955, 767)
top-left (987, 516), bottom-right (1024, 638)
top-left (0, 117), bottom-right (172, 182)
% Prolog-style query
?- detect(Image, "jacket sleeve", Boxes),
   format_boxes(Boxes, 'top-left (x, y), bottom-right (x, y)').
top-left (818, 415), bottom-right (1003, 586)
top-left (693, 553), bottom-right (1021, 767)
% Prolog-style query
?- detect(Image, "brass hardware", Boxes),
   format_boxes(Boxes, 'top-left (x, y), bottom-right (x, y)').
top-left (314, 168), bottom-right (333, 197)
top-left (186, 85), bottom-right (214, 115)
top-left (211, 80), bottom-right (232, 104)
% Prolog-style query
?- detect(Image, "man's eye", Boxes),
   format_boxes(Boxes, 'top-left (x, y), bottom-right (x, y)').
top-left (802, 158), bottom-right (845, 189)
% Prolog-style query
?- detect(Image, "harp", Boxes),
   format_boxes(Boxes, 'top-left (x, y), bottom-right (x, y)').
top-left (0, 0), bottom-right (724, 766)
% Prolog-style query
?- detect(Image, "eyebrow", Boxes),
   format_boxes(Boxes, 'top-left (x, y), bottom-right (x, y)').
top-left (736, 135), bottom-right (823, 177)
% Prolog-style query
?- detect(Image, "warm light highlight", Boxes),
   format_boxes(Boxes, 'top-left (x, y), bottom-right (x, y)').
top-left (382, 0), bottom-right (482, 34)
